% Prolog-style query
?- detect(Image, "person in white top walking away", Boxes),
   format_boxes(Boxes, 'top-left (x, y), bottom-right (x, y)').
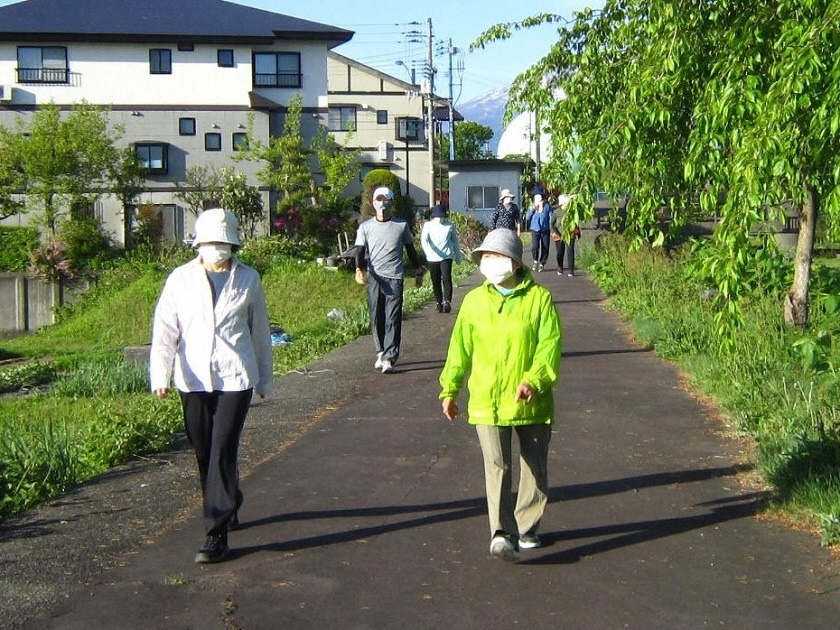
top-left (420, 205), bottom-right (462, 313)
top-left (149, 208), bottom-right (272, 564)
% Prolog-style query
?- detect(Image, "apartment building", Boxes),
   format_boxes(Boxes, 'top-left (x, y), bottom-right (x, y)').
top-left (0, 0), bottom-right (352, 245)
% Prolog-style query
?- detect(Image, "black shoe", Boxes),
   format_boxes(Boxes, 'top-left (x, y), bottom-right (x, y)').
top-left (436, 302), bottom-right (444, 313)
top-left (195, 533), bottom-right (229, 564)
top-left (442, 301), bottom-right (451, 313)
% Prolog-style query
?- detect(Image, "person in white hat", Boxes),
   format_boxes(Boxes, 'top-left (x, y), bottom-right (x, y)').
top-left (438, 228), bottom-right (561, 562)
top-left (420, 204), bottom-right (462, 313)
top-left (491, 189), bottom-right (521, 235)
top-left (352, 186), bottom-right (424, 373)
top-left (149, 208), bottom-right (272, 564)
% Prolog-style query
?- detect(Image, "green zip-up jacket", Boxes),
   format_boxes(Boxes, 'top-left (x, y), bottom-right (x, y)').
top-left (439, 272), bottom-right (561, 426)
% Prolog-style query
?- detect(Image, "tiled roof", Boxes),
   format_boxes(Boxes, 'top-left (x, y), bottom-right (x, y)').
top-left (0, 0), bottom-right (354, 44)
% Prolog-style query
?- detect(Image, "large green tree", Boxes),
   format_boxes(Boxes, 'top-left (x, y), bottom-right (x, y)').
top-left (439, 121), bottom-right (495, 160)
top-left (1, 101), bottom-right (121, 237)
top-left (475, 1), bottom-right (840, 338)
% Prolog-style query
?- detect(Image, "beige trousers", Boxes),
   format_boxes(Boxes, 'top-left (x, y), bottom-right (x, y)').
top-left (475, 423), bottom-right (551, 538)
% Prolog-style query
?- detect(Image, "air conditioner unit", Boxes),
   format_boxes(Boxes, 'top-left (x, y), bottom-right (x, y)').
top-left (0, 85), bottom-right (12, 102)
top-left (378, 140), bottom-right (391, 161)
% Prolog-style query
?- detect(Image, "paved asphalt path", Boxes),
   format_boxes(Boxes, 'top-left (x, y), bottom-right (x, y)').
top-left (13, 266), bottom-right (840, 629)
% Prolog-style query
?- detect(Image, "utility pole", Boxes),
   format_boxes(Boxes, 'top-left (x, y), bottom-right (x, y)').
top-left (448, 38), bottom-right (457, 162)
top-left (426, 17), bottom-right (435, 208)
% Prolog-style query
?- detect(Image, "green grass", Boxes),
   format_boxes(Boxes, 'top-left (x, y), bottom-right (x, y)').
top-left (0, 249), bottom-right (475, 520)
top-left (585, 234), bottom-right (840, 545)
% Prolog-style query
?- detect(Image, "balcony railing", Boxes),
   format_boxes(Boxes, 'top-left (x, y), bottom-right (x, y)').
top-left (254, 72), bottom-right (301, 88)
top-left (16, 67), bottom-right (69, 84)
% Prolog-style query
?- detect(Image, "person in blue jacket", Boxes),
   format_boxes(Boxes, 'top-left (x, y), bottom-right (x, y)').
top-left (525, 188), bottom-right (553, 272)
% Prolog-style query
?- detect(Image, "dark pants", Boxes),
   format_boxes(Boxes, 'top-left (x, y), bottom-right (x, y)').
top-left (531, 231), bottom-right (550, 265)
top-left (180, 389), bottom-right (252, 535)
top-left (555, 238), bottom-right (576, 273)
top-left (427, 259), bottom-right (454, 306)
top-left (366, 273), bottom-right (404, 363)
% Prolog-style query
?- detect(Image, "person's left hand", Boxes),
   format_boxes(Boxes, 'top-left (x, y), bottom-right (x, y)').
top-left (514, 381), bottom-right (535, 403)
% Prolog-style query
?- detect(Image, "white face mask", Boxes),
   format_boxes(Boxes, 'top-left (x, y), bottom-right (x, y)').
top-left (198, 243), bottom-right (232, 266)
top-left (373, 198), bottom-right (393, 216)
top-left (480, 256), bottom-right (515, 285)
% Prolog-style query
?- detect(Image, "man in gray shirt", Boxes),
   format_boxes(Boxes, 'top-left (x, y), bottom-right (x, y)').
top-left (354, 186), bottom-right (423, 373)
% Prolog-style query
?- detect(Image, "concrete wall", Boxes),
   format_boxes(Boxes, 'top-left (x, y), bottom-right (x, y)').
top-left (0, 273), bottom-right (84, 332)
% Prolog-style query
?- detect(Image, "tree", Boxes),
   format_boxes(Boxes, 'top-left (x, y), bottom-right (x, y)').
top-left (312, 123), bottom-right (361, 214)
top-left (219, 167), bottom-right (263, 241)
top-left (6, 101), bottom-right (120, 237)
top-left (0, 131), bottom-right (26, 221)
top-left (173, 164), bottom-right (224, 218)
top-left (439, 121), bottom-right (495, 160)
top-left (474, 1), bottom-right (840, 341)
top-left (109, 147), bottom-right (147, 249)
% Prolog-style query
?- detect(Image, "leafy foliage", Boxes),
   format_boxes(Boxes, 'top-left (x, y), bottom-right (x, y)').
top-left (0, 227), bottom-right (40, 272)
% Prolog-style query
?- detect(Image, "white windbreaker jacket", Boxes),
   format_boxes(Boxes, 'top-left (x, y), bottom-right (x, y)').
top-left (149, 257), bottom-right (272, 396)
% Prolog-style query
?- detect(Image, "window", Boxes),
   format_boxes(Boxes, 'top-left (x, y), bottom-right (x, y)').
top-left (179, 117), bottom-right (196, 136)
top-left (253, 52), bottom-right (301, 87)
top-left (232, 132), bottom-right (248, 151)
top-left (177, 43), bottom-right (194, 52)
top-left (205, 133), bottom-right (222, 151)
top-left (467, 186), bottom-right (500, 210)
top-left (218, 49), bottom-right (234, 67)
top-left (16, 46), bottom-right (68, 83)
top-left (135, 143), bottom-right (169, 174)
top-left (376, 110), bottom-right (388, 125)
top-left (149, 49), bottom-right (172, 74)
top-left (328, 106), bottom-right (357, 132)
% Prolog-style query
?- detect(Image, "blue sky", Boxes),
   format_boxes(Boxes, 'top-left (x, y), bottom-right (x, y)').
top-left (0, 0), bottom-right (604, 103)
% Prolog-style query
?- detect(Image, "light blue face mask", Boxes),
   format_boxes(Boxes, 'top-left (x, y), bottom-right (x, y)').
top-left (494, 286), bottom-right (514, 296)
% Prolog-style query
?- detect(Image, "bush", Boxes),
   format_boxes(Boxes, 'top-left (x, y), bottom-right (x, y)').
top-left (0, 227), bottom-right (40, 272)
top-left (59, 216), bottom-right (116, 273)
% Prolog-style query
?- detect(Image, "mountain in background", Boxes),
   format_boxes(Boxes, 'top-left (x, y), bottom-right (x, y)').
top-left (455, 85), bottom-right (509, 155)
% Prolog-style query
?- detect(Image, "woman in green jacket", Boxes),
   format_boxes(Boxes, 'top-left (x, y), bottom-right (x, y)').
top-left (439, 228), bottom-right (562, 562)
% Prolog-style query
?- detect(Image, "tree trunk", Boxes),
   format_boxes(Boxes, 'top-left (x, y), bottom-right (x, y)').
top-left (784, 185), bottom-right (817, 327)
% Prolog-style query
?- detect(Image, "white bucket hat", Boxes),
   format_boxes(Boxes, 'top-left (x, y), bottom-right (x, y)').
top-left (193, 208), bottom-right (240, 247)
top-left (499, 189), bottom-right (515, 202)
top-left (470, 228), bottom-right (524, 266)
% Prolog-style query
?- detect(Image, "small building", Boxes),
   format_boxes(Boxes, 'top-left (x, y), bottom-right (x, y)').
top-left (447, 159), bottom-right (526, 226)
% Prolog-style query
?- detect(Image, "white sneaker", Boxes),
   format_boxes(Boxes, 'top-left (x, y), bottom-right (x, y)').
top-left (380, 360), bottom-right (394, 374)
top-left (374, 352), bottom-right (383, 370)
top-left (489, 533), bottom-right (519, 562)
top-left (519, 534), bottom-right (542, 549)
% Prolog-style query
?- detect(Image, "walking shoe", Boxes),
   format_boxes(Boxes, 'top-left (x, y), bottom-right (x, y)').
top-left (436, 302), bottom-right (444, 313)
top-left (489, 532), bottom-right (519, 562)
top-left (374, 352), bottom-right (384, 370)
top-left (194, 533), bottom-right (229, 564)
top-left (557, 269), bottom-right (564, 276)
top-left (380, 360), bottom-right (394, 374)
top-left (537, 263), bottom-right (544, 272)
top-left (567, 272), bottom-right (575, 277)
top-left (531, 262), bottom-right (538, 271)
top-left (519, 533), bottom-right (542, 549)
top-left (442, 301), bottom-right (451, 313)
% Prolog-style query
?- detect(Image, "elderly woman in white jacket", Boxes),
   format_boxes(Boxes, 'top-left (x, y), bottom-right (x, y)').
top-left (150, 208), bottom-right (272, 564)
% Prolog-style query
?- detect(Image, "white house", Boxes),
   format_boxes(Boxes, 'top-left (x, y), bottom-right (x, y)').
top-left (448, 159), bottom-right (526, 226)
top-left (0, 0), bottom-right (352, 245)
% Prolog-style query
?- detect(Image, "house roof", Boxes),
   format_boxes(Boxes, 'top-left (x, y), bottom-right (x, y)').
top-left (0, 0), bottom-right (354, 46)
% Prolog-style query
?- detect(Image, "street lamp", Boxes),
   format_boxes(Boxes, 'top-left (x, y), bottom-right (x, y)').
top-left (395, 60), bottom-right (416, 85)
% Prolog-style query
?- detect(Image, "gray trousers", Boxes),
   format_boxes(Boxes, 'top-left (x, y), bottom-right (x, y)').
top-left (475, 423), bottom-right (551, 538)
top-left (366, 273), bottom-right (404, 362)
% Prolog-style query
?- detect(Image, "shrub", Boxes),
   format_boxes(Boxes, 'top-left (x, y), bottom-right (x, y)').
top-left (59, 216), bottom-right (116, 273)
top-left (0, 227), bottom-right (40, 272)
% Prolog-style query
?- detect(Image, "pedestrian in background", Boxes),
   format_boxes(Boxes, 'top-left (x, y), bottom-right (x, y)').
top-left (439, 228), bottom-right (562, 562)
top-left (491, 189), bottom-right (521, 235)
top-left (421, 204), bottom-right (462, 313)
top-left (525, 188), bottom-right (553, 272)
top-left (353, 186), bottom-right (424, 374)
top-left (150, 208), bottom-right (273, 564)
top-left (551, 193), bottom-right (579, 277)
